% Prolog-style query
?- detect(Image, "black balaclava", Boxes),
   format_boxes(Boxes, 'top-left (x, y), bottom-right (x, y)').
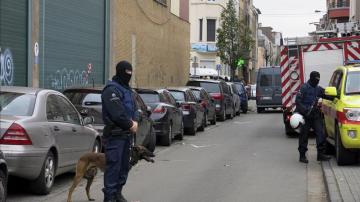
top-left (309, 71), bottom-right (320, 87)
top-left (113, 61), bottom-right (132, 88)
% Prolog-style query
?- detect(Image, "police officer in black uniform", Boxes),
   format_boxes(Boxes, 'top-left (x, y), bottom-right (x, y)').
top-left (102, 61), bottom-right (138, 202)
top-left (295, 71), bottom-right (331, 163)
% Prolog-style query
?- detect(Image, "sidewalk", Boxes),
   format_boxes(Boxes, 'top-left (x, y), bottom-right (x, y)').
top-left (322, 158), bottom-right (360, 202)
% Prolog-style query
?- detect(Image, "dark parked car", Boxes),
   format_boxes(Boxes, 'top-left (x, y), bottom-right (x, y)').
top-left (63, 87), bottom-right (156, 152)
top-left (189, 87), bottom-right (217, 125)
top-left (136, 88), bottom-right (183, 146)
top-left (234, 82), bottom-right (249, 113)
top-left (227, 82), bottom-right (241, 116)
top-left (167, 87), bottom-right (205, 135)
top-left (186, 79), bottom-right (233, 121)
top-left (0, 151), bottom-right (7, 202)
top-left (256, 67), bottom-right (282, 113)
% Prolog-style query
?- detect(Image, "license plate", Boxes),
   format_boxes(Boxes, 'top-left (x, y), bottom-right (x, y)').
top-left (262, 97), bottom-right (272, 100)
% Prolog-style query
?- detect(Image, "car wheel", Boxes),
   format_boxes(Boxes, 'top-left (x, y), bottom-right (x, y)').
top-left (187, 120), bottom-right (197, 136)
top-left (147, 127), bottom-right (156, 152)
top-left (92, 139), bottom-right (101, 153)
top-left (160, 123), bottom-right (172, 146)
top-left (242, 104), bottom-right (248, 114)
top-left (31, 152), bottom-right (56, 195)
top-left (176, 121), bottom-right (184, 140)
top-left (227, 108), bottom-right (234, 119)
top-left (219, 107), bottom-right (226, 122)
top-left (0, 170), bottom-right (7, 202)
top-left (335, 123), bottom-right (357, 165)
top-left (210, 113), bottom-right (216, 125)
top-left (257, 107), bottom-right (264, 113)
top-left (198, 113), bottom-right (206, 132)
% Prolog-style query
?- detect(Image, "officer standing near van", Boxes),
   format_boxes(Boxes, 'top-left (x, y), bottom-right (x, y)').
top-left (295, 71), bottom-right (331, 163)
top-left (102, 61), bottom-right (138, 202)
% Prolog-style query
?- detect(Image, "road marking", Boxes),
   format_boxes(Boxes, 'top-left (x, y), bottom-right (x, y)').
top-left (233, 121), bottom-right (252, 124)
top-left (190, 144), bottom-right (217, 148)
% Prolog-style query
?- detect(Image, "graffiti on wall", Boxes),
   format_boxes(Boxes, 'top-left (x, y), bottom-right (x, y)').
top-left (0, 48), bottom-right (14, 86)
top-left (48, 63), bottom-right (92, 90)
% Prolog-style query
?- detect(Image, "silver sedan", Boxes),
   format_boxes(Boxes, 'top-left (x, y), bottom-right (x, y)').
top-left (0, 86), bottom-right (100, 194)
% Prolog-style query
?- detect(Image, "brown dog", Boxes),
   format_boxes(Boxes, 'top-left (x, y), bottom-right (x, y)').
top-left (67, 145), bottom-right (155, 202)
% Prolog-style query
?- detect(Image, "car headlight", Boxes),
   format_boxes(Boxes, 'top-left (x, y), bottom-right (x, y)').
top-left (344, 108), bottom-right (360, 122)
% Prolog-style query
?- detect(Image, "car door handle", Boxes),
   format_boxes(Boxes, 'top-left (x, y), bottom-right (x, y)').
top-left (53, 126), bottom-right (60, 131)
top-left (72, 128), bottom-right (77, 132)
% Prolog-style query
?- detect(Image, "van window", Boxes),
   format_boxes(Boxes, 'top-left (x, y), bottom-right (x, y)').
top-left (274, 75), bottom-right (281, 86)
top-left (260, 74), bottom-right (272, 86)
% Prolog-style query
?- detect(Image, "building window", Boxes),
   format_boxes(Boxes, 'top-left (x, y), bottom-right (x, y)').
top-left (207, 19), bottom-right (216, 42)
top-left (199, 19), bottom-right (203, 41)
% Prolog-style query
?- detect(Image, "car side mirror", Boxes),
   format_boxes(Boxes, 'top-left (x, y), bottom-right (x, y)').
top-left (83, 116), bottom-right (94, 125)
top-left (325, 87), bottom-right (337, 99)
top-left (176, 101), bottom-right (181, 108)
top-left (197, 99), bottom-right (202, 104)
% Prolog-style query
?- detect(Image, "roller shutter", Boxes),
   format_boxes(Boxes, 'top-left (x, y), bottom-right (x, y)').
top-left (39, 0), bottom-right (105, 90)
top-left (0, 0), bottom-right (28, 86)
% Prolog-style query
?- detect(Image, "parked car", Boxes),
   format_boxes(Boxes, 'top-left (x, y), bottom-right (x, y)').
top-left (322, 64), bottom-right (360, 165)
top-left (256, 67), bottom-right (282, 113)
top-left (63, 86), bottom-right (156, 152)
top-left (187, 79), bottom-right (233, 121)
top-left (188, 87), bottom-right (217, 125)
top-left (0, 86), bottom-right (100, 194)
top-left (227, 82), bottom-right (241, 116)
top-left (0, 151), bottom-right (7, 202)
top-left (167, 87), bottom-right (205, 135)
top-left (136, 88), bottom-right (183, 146)
top-left (234, 82), bottom-right (249, 113)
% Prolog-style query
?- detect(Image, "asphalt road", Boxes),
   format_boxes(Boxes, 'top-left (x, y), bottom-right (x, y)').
top-left (7, 107), bottom-right (327, 202)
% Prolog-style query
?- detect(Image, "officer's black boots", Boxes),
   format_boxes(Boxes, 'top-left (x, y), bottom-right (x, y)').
top-left (116, 189), bottom-right (128, 202)
top-left (299, 153), bottom-right (309, 163)
top-left (317, 153), bottom-right (331, 161)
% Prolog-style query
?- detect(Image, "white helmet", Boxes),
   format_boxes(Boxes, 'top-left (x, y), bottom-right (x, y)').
top-left (290, 113), bottom-right (305, 129)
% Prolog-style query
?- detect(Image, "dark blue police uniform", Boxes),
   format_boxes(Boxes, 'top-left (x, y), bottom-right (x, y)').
top-left (295, 82), bottom-right (326, 154)
top-left (102, 80), bottom-right (136, 201)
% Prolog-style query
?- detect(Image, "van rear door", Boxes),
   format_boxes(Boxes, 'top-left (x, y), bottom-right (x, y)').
top-left (257, 67), bottom-right (282, 107)
top-left (257, 69), bottom-right (273, 102)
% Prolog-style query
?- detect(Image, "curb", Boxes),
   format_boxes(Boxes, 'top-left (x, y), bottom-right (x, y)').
top-left (321, 161), bottom-right (343, 202)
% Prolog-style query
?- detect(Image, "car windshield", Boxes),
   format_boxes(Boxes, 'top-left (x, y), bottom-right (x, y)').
top-left (0, 92), bottom-right (36, 116)
top-left (200, 82), bottom-right (220, 93)
top-left (191, 90), bottom-right (201, 99)
top-left (235, 84), bottom-right (244, 94)
top-left (169, 91), bottom-right (185, 101)
top-left (139, 93), bottom-right (160, 103)
top-left (64, 91), bottom-right (102, 106)
top-left (345, 71), bottom-right (360, 95)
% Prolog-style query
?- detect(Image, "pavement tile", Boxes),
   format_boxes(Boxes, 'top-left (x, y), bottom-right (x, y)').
top-left (322, 158), bottom-right (360, 202)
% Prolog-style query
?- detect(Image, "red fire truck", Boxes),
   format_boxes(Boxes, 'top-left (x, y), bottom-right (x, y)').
top-left (281, 35), bottom-right (360, 135)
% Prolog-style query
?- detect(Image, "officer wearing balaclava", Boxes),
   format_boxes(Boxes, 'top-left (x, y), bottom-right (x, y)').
top-left (101, 61), bottom-right (138, 202)
top-left (295, 71), bottom-right (331, 163)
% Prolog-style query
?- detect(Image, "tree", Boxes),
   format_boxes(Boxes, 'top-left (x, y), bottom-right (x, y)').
top-left (216, 0), bottom-right (254, 82)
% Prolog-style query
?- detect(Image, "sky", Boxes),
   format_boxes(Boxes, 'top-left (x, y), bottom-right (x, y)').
top-left (253, 0), bottom-right (327, 38)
